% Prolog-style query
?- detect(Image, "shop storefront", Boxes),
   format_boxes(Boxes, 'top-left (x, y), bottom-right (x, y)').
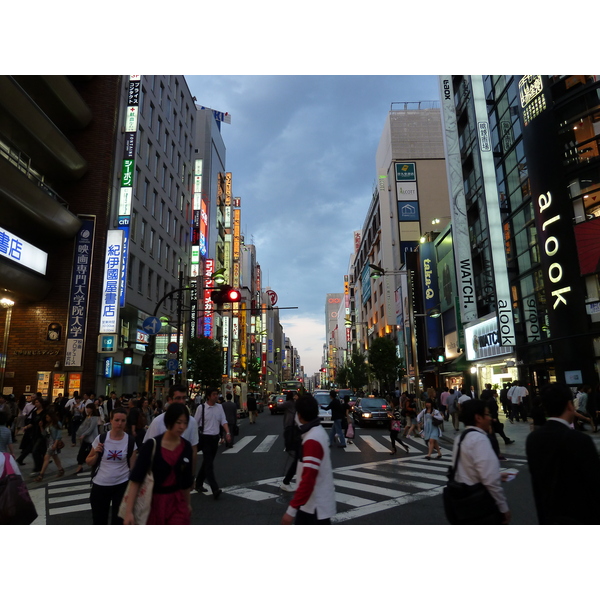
top-left (464, 315), bottom-right (517, 393)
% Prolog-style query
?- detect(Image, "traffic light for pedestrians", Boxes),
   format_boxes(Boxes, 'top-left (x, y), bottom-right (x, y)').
top-left (210, 285), bottom-right (241, 306)
top-left (123, 347), bottom-right (134, 365)
top-left (429, 346), bottom-right (445, 363)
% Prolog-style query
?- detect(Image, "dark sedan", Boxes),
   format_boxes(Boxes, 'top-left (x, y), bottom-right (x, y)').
top-left (268, 394), bottom-right (286, 415)
top-left (352, 397), bottom-right (393, 427)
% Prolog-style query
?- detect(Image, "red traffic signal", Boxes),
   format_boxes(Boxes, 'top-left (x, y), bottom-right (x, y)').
top-left (211, 285), bottom-right (241, 306)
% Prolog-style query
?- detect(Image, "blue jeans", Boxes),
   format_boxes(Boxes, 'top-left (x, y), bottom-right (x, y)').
top-left (329, 419), bottom-right (346, 447)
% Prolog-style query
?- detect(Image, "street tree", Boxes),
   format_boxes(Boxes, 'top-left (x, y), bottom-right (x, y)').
top-left (345, 350), bottom-right (370, 392)
top-left (368, 336), bottom-right (401, 393)
top-left (187, 335), bottom-right (222, 390)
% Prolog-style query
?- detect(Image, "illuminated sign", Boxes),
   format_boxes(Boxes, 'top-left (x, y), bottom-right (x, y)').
top-left (395, 162), bottom-right (416, 182)
top-left (203, 259), bottom-right (214, 338)
top-left (465, 315), bottom-right (513, 362)
top-left (398, 201), bottom-right (420, 222)
top-left (0, 226), bottom-right (48, 275)
top-left (519, 75), bottom-right (546, 125)
top-left (99, 229), bottom-right (124, 333)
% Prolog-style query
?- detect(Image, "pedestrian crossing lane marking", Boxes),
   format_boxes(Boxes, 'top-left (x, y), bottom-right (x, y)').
top-left (339, 468), bottom-right (439, 490)
top-left (222, 435), bottom-right (256, 453)
top-left (360, 435), bottom-right (392, 453)
top-left (333, 478), bottom-right (408, 498)
top-left (253, 434), bottom-right (278, 453)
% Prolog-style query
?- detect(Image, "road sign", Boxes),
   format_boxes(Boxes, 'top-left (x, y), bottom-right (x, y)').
top-left (167, 341), bottom-right (179, 354)
top-left (142, 316), bottom-right (162, 335)
top-left (167, 358), bottom-right (179, 372)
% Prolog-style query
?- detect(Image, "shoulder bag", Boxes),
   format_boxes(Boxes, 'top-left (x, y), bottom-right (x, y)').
top-left (443, 429), bottom-right (502, 525)
top-left (432, 412), bottom-right (444, 427)
top-left (118, 438), bottom-right (156, 524)
top-left (0, 453), bottom-right (38, 525)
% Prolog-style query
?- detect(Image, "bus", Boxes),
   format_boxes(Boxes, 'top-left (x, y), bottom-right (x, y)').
top-left (278, 380), bottom-right (306, 395)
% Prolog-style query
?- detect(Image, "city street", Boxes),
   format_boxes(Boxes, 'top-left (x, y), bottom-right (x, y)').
top-left (19, 408), bottom-right (590, 526)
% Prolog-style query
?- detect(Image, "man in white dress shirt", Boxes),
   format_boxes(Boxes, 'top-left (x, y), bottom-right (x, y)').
top-left (451, 399), bottom-right (511, 524)
top-left (194, 387), bottom-right (231, 499)
top-left (143, 384), bottom-right (198, 474)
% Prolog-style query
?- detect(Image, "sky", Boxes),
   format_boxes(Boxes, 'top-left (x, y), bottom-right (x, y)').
top-left (185, 75), bottom-right (442, 375)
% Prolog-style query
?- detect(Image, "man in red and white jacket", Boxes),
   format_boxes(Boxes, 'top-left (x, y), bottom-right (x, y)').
top-left (281, 394), bottom-right (336, 525)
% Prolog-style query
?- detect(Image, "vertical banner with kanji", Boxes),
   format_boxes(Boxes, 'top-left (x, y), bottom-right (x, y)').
top-left (64, 217), bottom-right (95, 368)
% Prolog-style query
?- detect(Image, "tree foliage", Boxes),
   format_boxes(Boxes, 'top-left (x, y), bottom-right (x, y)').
top-left (368, 336), bottom-right (401, 393)
top-left (187, 336), bottom-right (222, 390)
top-left (246, 357), bottom-right (261, 391)
top-left (345, 351), bottom-right (370, 392)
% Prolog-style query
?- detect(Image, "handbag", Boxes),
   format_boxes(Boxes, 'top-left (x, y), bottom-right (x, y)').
top-left (346, 421), bottom-right (355, 439)
top-left (391, 419), bottom-right (402, 432)
top-left (443, 430), bottom-right (502, 525)
top-left (118, 438), bottom-right (156, 524)
top-left (0, 453), bottom-right (38, 525)
top-left (432, 414), bottom-right (443, 427)
top-left (56, 439), bottom-right (65, 450)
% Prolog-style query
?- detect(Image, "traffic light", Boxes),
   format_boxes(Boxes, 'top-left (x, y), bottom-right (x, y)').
top-left (123, 347), bottom-right (134, 365)
top-left (428, 346), bottom-right (445, 363)
top-left (210, 285), bottom-right (241, 306)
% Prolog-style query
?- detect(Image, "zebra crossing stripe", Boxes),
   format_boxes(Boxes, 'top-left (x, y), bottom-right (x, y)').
top-left (253, 435), bottom-right (278, 453)
top-left (225, 487), bottom-right (279, 501)
top-left (339, 468), bottom-right (440, 490)
top-left (222, 436), bottom-right (256, 454)
top-left (360, 435), bottom-right (392, 452)
top-left (333, 479), bottom-right (408, 498)
top-left (49, 492), bottom-right (90, 504)
top-left (332, 488), bottom-right (443, 523)
top-left (334, 491), bottom-right (373, 507)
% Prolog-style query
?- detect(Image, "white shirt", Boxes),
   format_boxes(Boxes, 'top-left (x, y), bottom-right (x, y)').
top-left (457, 394), bottom-right (471, 405)
top-left (143, 408), bottom-right (199, 446)
top-left (91, 432), bottom-right (132, 486)
top-left (194, 402), bottom-right (228, 436)
top-left (509, 386), bottom-right (528, 404)
top-left (451, 426), bottom-right (509, 514)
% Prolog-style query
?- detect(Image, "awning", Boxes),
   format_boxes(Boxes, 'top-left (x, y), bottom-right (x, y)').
top-left (441, 353), bottom-right (470, 373)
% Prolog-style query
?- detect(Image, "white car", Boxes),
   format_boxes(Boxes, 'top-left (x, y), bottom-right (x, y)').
top-left (313, 391), bottom-right (333, 427)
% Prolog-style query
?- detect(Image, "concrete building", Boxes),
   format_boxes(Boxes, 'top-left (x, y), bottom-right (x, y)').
top-left (351, 103), bottom-right (450, 392)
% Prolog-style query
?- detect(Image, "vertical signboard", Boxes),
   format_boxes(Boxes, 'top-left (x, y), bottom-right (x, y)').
top-left (420, 242), bottom-right (443, 349)
top-left (471, 76), bottom-right (516, 346)
top-left (118, 75), bottom-right (141, 307)
top-left (64, 217), bottom-right (95, 368)
top-left (439, 76), bottom-right (477, 324)
top-left (202, 258), bottom-right (214, 338)
top-left (99, 229), bottom-right (124, 333)
top-left (517, 75), bottom-right (590, 373)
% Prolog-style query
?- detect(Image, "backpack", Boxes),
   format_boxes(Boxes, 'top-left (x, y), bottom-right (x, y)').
top-left (90, 432), bottom-right (136, 482)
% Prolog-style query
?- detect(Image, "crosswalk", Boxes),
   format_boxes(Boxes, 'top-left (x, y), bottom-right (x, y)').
top-left (221, 455), bottom-right (529, 524)
top-left (34, 431), bottom-right (527, 523)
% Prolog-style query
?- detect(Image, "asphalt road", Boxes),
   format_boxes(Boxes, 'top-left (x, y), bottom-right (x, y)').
top-left (30, 408), bottom-right (540, 525)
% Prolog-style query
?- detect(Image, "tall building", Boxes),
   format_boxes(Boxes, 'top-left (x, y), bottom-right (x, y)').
top-left (0, 75), bottom-right (197, 401)
top-left (351, 103), bottom-right (450, 392)
top-left (440, 75), bottom-right (600, 391)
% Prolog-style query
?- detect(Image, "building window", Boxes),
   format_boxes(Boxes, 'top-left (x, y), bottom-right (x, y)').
top-left (131, 210), bottom-right (137, 242)
top-left (127, 255), bottom-right (134, 288)
top-left (140, 219), bottom-right (146, 249)
top-left (148, 269), bottom-right (153, 299)
top-left (143, 178), bottom-right (149, 208)
top-left (160, 200), bottom-right (165, 226)
top-left (157, 117), bottom-right (162, 144)
top-left (149, 103), bottom-right (154, 130)
top-left (138, 263), bottom-right (144, 295)
top-left (157, 236), bottom-right (163, 262)
top-left (146, 140), bottom-right (152, 167)
top-left (149, 228), bottom-right (155, 256)
top-left (156, 275), bottom-right (161, 302)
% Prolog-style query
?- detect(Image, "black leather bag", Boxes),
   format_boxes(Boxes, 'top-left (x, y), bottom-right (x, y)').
top-left (443, 430), bottom-right (502, 525)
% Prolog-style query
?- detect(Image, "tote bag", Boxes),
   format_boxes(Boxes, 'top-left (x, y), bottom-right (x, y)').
top-left (118, 438), bottom-right (156, 524)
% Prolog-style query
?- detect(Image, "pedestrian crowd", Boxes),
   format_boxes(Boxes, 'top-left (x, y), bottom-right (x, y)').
top-left (3, 378), bottom-right (600, 526)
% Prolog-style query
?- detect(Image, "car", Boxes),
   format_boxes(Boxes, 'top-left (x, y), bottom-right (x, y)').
top-left (268, 394), bottom-right (286, 415)
top-left (352, 397), bottom-right (393, 427)
top-left (334, 389), bottom-right (358, 408)
top-left (313, 390), bottom-right (333, 427)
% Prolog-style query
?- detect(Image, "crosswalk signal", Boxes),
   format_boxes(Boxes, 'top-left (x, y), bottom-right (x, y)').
top-left (428, 346), bottom-right (445, 363)
top-left (123, 347), bottom-right (134, 365)
top-left (211, 285), bottom-right (241, 306)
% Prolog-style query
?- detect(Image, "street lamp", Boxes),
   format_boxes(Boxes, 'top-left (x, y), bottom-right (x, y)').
top-left (0, 296), bottom-right (15, 395)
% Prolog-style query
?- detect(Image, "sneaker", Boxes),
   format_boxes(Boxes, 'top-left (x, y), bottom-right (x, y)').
top-left (505, 439), bottom-right (515, 444)
top-left (280, 482), bottom-right (296, 492)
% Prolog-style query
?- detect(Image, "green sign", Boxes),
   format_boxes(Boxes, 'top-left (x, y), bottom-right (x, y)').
top-left (395, 162), bottom-right (416, 182)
